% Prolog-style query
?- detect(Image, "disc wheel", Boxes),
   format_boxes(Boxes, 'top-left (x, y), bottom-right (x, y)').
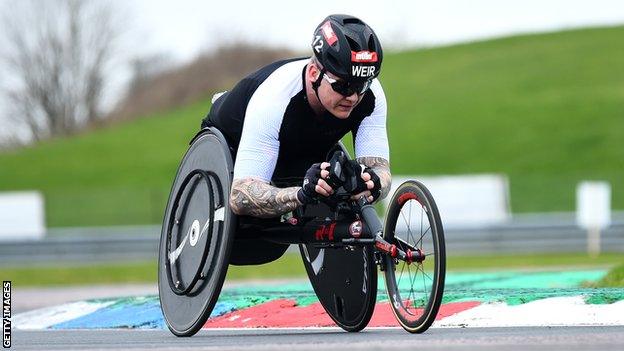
top-left (300, 243), bottom-right (377, 332)
top-left (158, 130), bottom-right (236, 337)
top-left (382, 180), bottom-right (446, 333)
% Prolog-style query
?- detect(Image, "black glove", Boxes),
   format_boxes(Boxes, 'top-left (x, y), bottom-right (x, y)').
top-left (347, 160), bottom-right (368, 193)
top-left (364, 166), bottom-right (382, 201)
top-left (347, 161), bottom-right (382, 201)
top-left (297, 163), bottom-right (322, 205)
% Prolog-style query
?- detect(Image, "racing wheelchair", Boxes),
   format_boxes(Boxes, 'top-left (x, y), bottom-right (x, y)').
top-left (158, 127), bottom-right (446, 336)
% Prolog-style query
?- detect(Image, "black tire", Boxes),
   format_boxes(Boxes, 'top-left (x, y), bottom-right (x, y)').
top-left (158, 129), bottom-right (236, 337)
top-left (382, 180), bottom-right (446, 333)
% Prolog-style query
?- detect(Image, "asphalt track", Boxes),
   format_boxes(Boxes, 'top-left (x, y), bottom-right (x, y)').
top-left (11, 271), bottom-right (624, 349)
top-left (12, 326), bottom-right (624, 351)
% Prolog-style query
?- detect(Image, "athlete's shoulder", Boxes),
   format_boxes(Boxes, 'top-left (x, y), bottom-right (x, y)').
top-left (243, 58), bottom-right (308, 107)
top-left (367, 78), bottom-right (387, 110)
top-left (217, 57), bottom-right (308, 116)
top-left (369, 78), bottom-right (385, 96)
top-left (243, 57), bottom-right (308, 85)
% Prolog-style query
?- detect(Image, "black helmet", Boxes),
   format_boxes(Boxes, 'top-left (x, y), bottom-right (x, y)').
top-left (311, 14), bottom-right (383, 83)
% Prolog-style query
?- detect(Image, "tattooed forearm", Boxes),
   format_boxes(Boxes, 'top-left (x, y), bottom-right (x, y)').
top-left (356, 156), bottom-right (392, 200)
top-left (230, 178), bottom-right (301, 218)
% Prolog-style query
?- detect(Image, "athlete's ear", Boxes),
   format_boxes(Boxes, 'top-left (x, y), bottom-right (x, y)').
top-left (308, 61), bottom-right (321, 82)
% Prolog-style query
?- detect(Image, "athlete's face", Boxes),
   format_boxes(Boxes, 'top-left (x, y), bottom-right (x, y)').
top-left (318, 71), bottom-right (361, 119)
top-left (310, 63), bottom-right (361, 119)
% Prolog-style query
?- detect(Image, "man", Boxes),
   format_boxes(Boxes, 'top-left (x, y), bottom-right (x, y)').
top-left (202, 14), bottom-right (391, 218)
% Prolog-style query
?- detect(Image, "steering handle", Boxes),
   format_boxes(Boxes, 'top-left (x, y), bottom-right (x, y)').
top-left (324, 150), bottom-right (383, 235)
top-left (358, 195), bottom-right (383, 235)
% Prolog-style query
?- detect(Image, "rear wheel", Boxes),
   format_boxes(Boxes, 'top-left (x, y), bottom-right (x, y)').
top-left (382, 180), bottom-right (446, 333)
top-left (158, 129), bottom-right (236, 337)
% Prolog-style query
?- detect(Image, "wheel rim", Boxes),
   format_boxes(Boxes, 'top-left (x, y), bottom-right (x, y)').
top-left (165, 169), bottom-right (221, 296)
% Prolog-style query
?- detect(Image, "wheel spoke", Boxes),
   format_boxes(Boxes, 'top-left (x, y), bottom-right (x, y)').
top-left (420, 203), bottom-right (423, 243)
top-left (400, 199), bottom-right (430, 315)
top-left (410, 200), bottom-right (421, 248)
top-left (421, 265), bottom-right (428, 306)
top-left (397, 260), bottom-right (406, 288)
top-left (399, 207), bottom-right (414, 244)
top-left (417, 263), bottom-right (434, 283)
top-left (406, 261), bottom-right (415, 308)
top-left (417, 226), bottom-right (431, 248)
top-left (407, 201), bottom-right (413, 242)
top-left (404, 200), bottom-right (418, 247)
top-left (408, 199), bottom-right (413, 236)
top-left (416, 264), bottom-right (428, 310)
top-left (404, 262), bottom-right (411, 300)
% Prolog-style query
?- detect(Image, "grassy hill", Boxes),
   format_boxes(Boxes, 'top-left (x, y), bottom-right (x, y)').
top-left (382, 26), bottom-right (623, 213)
top-left (1, 26), bottom-right (622, 227)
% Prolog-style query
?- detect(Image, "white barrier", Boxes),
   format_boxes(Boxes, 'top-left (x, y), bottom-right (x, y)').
top-left (0, 191), bottom-right (46, 241)
top-left (576, 181), bottom-right (611, 256)
top-left (384, 174), bottom-right (511, 229)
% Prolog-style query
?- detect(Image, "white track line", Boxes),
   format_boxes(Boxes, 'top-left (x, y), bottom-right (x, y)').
top-left (437, 296), bottom-right (624, 328)
top-left (13, 301), bottom-right (114, 329)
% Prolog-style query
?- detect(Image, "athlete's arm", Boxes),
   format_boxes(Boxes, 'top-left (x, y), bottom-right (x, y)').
top-left (356, 156), bottom-right (392, 200)
top-left (230, 162), bottom-right (333, 217)
top-left (228, 100), bottom-right (298, 218)
top-left (227, 72), bottom-right (292, 218)
top-left (228, 61), bottom-right (333, 218)
top-left (230, 178), bottom-right (301, 218)
top-left (352, 79), bottom-right (392, 201)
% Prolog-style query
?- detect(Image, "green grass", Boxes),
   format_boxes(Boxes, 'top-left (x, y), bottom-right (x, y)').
top-left (591, 263), bottom-right (624, 287)
top-left (1, 261), bottom-right (159, 287)
top-left (1, 26), bottom-right (623, 226)
top-left (382, 26), bottom-right (624, 213)
top-left (2, 252), bottom-right (621, 287)
top-left (0, 100), bottom-right (208, 226)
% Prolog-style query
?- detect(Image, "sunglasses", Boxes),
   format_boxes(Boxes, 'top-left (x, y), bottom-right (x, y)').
top-left (322, 72), bottom-right (373, 96)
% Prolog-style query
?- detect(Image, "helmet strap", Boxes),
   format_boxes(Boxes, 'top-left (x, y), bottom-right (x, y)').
top-left (312, 68), bottom-right (324, 92)
top-left (312, 68), bottom-right (325, 103)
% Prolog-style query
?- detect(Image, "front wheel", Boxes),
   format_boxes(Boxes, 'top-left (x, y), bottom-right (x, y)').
top-left (382, 180), bottom-right (446, 333)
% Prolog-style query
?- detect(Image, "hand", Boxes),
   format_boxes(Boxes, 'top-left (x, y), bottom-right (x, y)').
top-left (349, 165), bottom-right (382, 203)
top-left (297, 162), bottom-right (333, 204)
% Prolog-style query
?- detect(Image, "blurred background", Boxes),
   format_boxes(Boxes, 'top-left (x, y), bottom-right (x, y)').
top-left (0, 0), bottom-right (622, 289)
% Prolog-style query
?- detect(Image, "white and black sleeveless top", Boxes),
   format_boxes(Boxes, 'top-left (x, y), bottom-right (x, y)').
top-left (202, 58), bottom-right (389, 187)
